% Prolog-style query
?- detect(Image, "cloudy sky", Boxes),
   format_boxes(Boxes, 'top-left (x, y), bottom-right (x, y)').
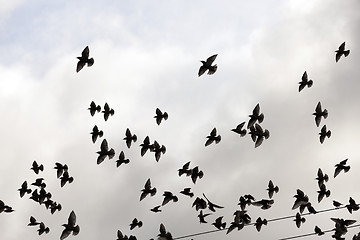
top-left (1, 0), bottom-right (360, 239)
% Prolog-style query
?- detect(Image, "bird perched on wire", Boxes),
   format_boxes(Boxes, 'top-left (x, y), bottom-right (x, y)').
top-left (102, 103), bottom-right (114, 121)
top-left (346, 197), bottom-right (359, 214)
top-left (124, 128), bottom-right (137, 148)
top-left (31, 160), bottom-right (44, 174)
top-left (76, 46), bottom-right (94, 72)
top-left (198, 54), bottom-right (218, 77)
top-left (151, 140), bottom-right (166, 162)
top-left (212, 216), bottom-right (226, 230)
top-left (88, 101), bottom-right (101, 116)
top-left (90, 125), bottom-right (103, 143)
top-left (18, 181), bottom-right (32, 198)
top-left (294, 212), bottom-right (305, 228)
top-left (313, 102), bottom-right (328, 127)
top-left (60, 211), bottom-right (80, 240)
top-left (335, 42), bottom-right (350, 62)
top-left (314, 225), bottom-right (324, 236)
top-left (247, 103), bottom-right (264, 129)
top-left (192, 197), bottom-right (207, 211)
top-left (298, 71), bottom-right (313, 92)
top-left (140, 178), bottom-right (157, 201)
top-left (231, 122), bottom-right (247, 137)
top-left (267, 180), bottom-right (279, 199)
top-left (96, 139), bottom-right (115, 164)
top-left (191, 166), bottom-right (204, 184)
top-left (334, 159), bottom-right (350, 178)
top-left (150, 206), bottom-right (162, 213)
top-left (154, 108), bottom-right (168, 125)
top-left (316, 168), bottom-right (329, 188)
top-left (37, 222), bottom-right (50, 235)
top-left (319, 125), bottom-right (331, 144)
top-left (205, 127), bottom-right (221, 146)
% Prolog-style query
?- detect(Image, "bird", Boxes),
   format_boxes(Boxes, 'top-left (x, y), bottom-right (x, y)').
top-left (49, 201), bottom-right (62, 214)
top-left (90, 125), bottom-right (103, 143)
top-left (102, 103), bottom-right (114, 121)
top-left (313, 102), bottom-right (328, 127)
top-left (88, 101), bottom-right (101, 116)
top-left (249, 123), bottom-right (270, 148)
top-left (31, 160), bottom-right (44, 174)
top-left (316, 168), bottom-right (329, 188)
top-left (37, 222), bottom-right (50, 235)
top-left (226, 221), bottom-right (244, 234)
top-left (198, 210), bottom-right (211, 223)
top-left (150, 206), bottom-right (162, 213)
top-left (54, 162), bottom-right (68, 178)
top-left (333, 200), bottom-right (343, 208)
top-left (202, 193), bottom-right (224, 212)
top-left (162, 191), bottom-right (178, 206)
top-left (116, 230), bottom-right (129, 240)
top-left (151, 140), bottom-right (166, 162)
top-left (212, 216), bottom-right (226, 230)
top-left (140, 136), bottom-right (151, 157)
top-left (298, 71), bottom-right (313, 92)
top-left (233, 210), bottom-right (251, 225)
top-left (254, 217), bottom-right (267, 232)
top-left (31, 178), bottom-right (46, 188)
top-left (331, 218), bottom-right (356, 239)
top-left (314, 225), bottom-right (324, 236)
top-left (319, 124), bottom-right (331, 144)
top-left (38, 188), bottom-right (52, 204)
top-left (238, 196), bottom-right (253, 211)
top-left (335, 42), bottom-right (350, 62)
top-left (267, 180), bottom-right (279, 199)
top-left (129, 218), bottom-right (143, 230)
top-left (96, 139), bottom-right (115, 164)
top-left (247, 103), bottom-right (264, 129)
top-left (154, 108), bottom-right (168, 125)
top-left (124, 128), bottom-right (137, 148)
top-left (294, 212), bottom-right (305, 228)
top-left (292, 189), bottom-right (309, 210)
top-left (198, 54), bottom-right (218, 77)
top-left (28, 216), bottom-right (40, 226)
top-left (60, 171), bottom-right (74, 187)
top-left (205, 127), bottom-right (221, 146)
top-left (180, 188), bottom-right (194, 198)
top-left (157, 223), bottom-right (173, 240)
top-left (18, 181), bottom-right (32, 197)
top-left (191, 166), bottom-right (204, 184)
top-left (178, 161), bottom-right (192, 177)
top-left (334, 159), bottom-right (350, 178)
top-left (140, 178), bottom-right (157, 201)
top-left (346, 197), bottom-right (359, 214)
top-left (251, 199), bottom-right (274, 209)
top-left (231, 122), bottom-right (247, 137)
top-left (60, 210), bottom-right (80, 240)
top-left (192, 197), bottom-right (207, 211)
top-left (317, 183), bottom-right (330, 203)
top-left (76, 46), bottom-right (94, 72)
top-left (116, 151), bottom-right (130, 167)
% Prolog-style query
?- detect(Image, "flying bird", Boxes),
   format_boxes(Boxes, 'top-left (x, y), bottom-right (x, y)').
top-left (335, 42), bottom-right (350, 62)
top-left (162, 191), bottom-right (178, 206)
top-left (180, 188), bottom-right (194, 198)
top-left (102, 103), bottom-right (114, 121)
top-left (88, 101), bottom-right (101, 116)
top-left (212, 216), bottom-right (226, 230)
top-left (192, 197), bottom-right (207, 211)
top-left (96, 139), bottom-right (115, 164)
top-left (90, 125), bottom-right (103, 143)
top-left (76, 46), bottom-right (94, 72)
top-left (18, 181), bottom-right (32, 198)
top-left (198, 210), bottom-right (211, 223)
top-left (116, 230), bottom-right (129, 240)
top-left (267, 180), bottom-right (279, 199)
top-left (124, 128), bottom-right (137, 148)
top-left (60, 171), bottom-right (74, 187)
top-left (294, 212), bottom-right (305, 228)
top-left (150, 206), bottom-right (162, 213)
top-left (129, 218), bottom-right (143, 230)
top-left (298, 71), bottom-right (313, 92)
top-left (331, 218), bottom-right (356, 239)
top-left (255, 217), bottom-right (267, 232)
top-left (247, 103), bottom-right (264, 129)
top-left (313, 102), bottom-right (328, 127)
top-left (249, 123), bottom-right (270, 148)
top-left (205, 128), bottom-right (221, 146)
top-left (314, 225), bottom-right (324, 236)
top-left (31, 160), bottom-right (44, 174)
top-left (140, 136), bottom-right (151, 157)
top-left (140, 178), bottom-right (157, 201)
top-left (317, 183), bottom-right (330, 203)
top-left (198, 54), bottom-right (218, 77)
top-left (28, 216), bottom-right (40, 226)
top-left (154, 108), bottom-right (168, 125)
top-left (60, 211), bottom-right (80, 240)
top-left (316, 168), bottom-right (329, 188)
top-left (116, 151), bottom-right (130, 167)
top-left (178, 161), bottom-right (192, 177)
top-left (191, 166), bottom-right (204, 184)
top-left (292, 189), bottom-right (309, 210)
top-left (346, 197), bottom-right (359, 214)
top-left (231, 122), bottom-right (247, 137)
top-left (202, 193), bottom-right (224, 212)
top-left (37, 222), bottom-right (50, 235)
top-left (319, 124), bottom-right (331, 144)
top-left (54, 162), bottom-right (68, 178)
top-left (334, 159), bottom-right (350, 178)
top-left (151, 140), bottom-right (166, 162)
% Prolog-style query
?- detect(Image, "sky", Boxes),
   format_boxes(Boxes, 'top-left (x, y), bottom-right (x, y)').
top-left (0, 0), bottom-right (360, 239)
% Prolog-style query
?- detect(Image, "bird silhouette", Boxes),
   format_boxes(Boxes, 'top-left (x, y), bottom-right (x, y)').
top-left (252, 199), bottom-right (274, 209)
top-left (151, 140), bottom-right (166, 162)
top-left (76, 46), bottom-right (94, 72)
top-left (231, 122), bottom-right (247, 137)
top-left (205, 128), bottom-right (221, 146)
top-left (140, 136), bottom-right (151, 157)
top-left (54, 162), bottom-right (68, 178)
top-left (298, 71), bottom-right (313, 92)
top-left (31, 178), bottom-right (46, 188)
top-left (88, 101), bottom-right (101, 116)
top-left (331, 218), bottom-right (356, 239)
top-left (238, 196), bottom-right (253, 211)
top-left (102, 103), bottom-right (114, 121)
top-left (233, 210), bottom-right (251, 225)
top-left (292, 189), bottom-right (309, 210)
top-left (294, 212), bottom-right (305, 228)
top-left (198, 54), bottom-right (218, 77)
top-left (192, 197), bottom-right (207, 211)
top-left (180, 188), bottom-right (194, 198)
top-left (316, 168), bottom-right (329, 188)
top-left (18, 181), bottom-right (32, 197)
top-left (317, 183), bottom-right (330, 203)
top-left (178, 161), bottom-right (192, 177)
top-left (154, 108), bottom-right (168, 125)
top-left (116, 230), bottom-right (129, 240)
top-left (37, 222), bottom-right (50, 235)
top-left (162, 191), bottom-right (178, 206)
top-left (116, 151), bottom-right (130, 167)
top-left (333, 200), bottom-right (343, 208)
top-left (28, 216), bottom-right (40, 226)
top-left (212, 216), bottom-right (226, 230)
top-left (97, 139), bottom-right (115, 164)
top-left (90, 125), bottom-right (103, 143)
top-left (267, 180), bottom-right (279, 199)
top-left (202, 193), bottom-right (224, 212)
top-left (140, 178), bottom-right (157, 201)
top-left (198, 210), bottom-right (211, 223)
top-left (60, 171), bottom-right (74, 187)
top-left (247, 104), bottom-right (264, 129)
top-left (346, 197), bottom-right (359, 214)
top-left (254, 217), bottom-right (267, 232)
top-left (124, 128), bottom-right (137, 148)
top-left (335, 42), bottom-right (350, 62)
top-left (130, 218), bottom-right (143, 230)
top-left (334, 159), bottom-right (350, 178)
top-left (313, 102), bottom-right (328, 127)
top-left (31, 160), bottom-right (44, 174)
top-left (60, 210), bottom-right (80, 240)
top-left (319, 124), bottom-right (331, 144)
top-left (191, 166), bottom-right (204, 184)
top-left (158, 223), bottom-right (173, 240)
top-left (314, 225), bottom-right (324, 236)
top-left (49, 201), bottom-right (62, 214)
top-left (150, 206), bottom-right (162, 213)
top-left (249, 123), bottom-right (270, 148)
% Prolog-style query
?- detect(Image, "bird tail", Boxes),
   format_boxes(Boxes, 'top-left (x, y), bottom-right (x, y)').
top-left (326, 131), bottom-right (331, 138)
top-left (87, 58), bottom-right (94, 67)
top-left (163, 112), bottom-right (168, 120)
top-left (344, 50), bottom-right (350, 57)
top-left (307, 80), bottom-right (313, 88)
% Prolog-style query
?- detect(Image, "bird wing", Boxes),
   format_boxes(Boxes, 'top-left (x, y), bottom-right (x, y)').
top-left (76, 61), bottom-right (86, 73)
top-left (82, 46), bottom-right (90, 58)
top-left (68, 211), bottom-right (76, 225)
top-left (198, 65), bottom-right (207, 77)
top-left (302, 71), bottom-right (308, 81)
top-left (60, 229), bottom-right (71, 240)
top-left (339, 42), bottom-right (346, 51)
top-left (100, 139), bottom-right (109, 151)
top-left (206, 54), bottom-right (217, 64)
top-left (156, 108), bottom-right (162, 116)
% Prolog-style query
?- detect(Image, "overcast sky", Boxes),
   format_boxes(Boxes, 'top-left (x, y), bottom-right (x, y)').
top-left (1, 0), bottom-right (360, 239)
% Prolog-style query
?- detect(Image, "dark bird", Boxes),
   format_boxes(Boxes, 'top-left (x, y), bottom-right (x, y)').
top-left (140, 178), bottom-right (157, 201)
top-left (317, 184), bottom-right (330, 203)
top-left (97, 139), bottom-right (115, 164)
top-left (205, 127), bottom-right (221, 146)
top-left (313, 102), bottom-right (328, 127)
top-left (202, 193), bottom-right (224, 212)
top-left (233, 210), bottom-right (251, 225)
top-left (102, 102), bottom-right (114, 121)
top-left (49, 201), bottom-right (62, 214)
top-left (294, 212), bottom-right (305, 228)
top-left (158, 223), bottom-right (173, 240)
top-left (335, 42), bottom-right (350, 62)
top-left (31, 160), bottom-right (44, 174)
top-left (37, 222), bottom-right (50, 235)
top-left (299, 202), bottom-right (317, 214)
top-left (60, 171), bottom-right (74, 187)
top-left (331, 218), bottom-right (356, 239)
top-left (198, 54), bottom-right (218, 77)
top-left (252, 199), bottom-right (274, 210)
top-left (247, 103), bottom-right (264, 129)
top-left (226, 221), bottom-right (244, 234)
top-left (140, 136), bottom-right (151, 157)
top-left (130, 218), bottom-right (143, 230)
top-left (162, 191), bottom-right (178, 206)
top-left (255, 217), bottom-right (267, 232)
top-left (346, 197), bottom-right (359, 214)
top-left (319, 124), bottom-right (331, 144)
top-left (267, 180), bottom-right (279, 199)
top-left (334, 159), bottom-right (350, 178)
top-left (314, 225), bottom-right (324, 236)
top-left (116, 151), bottom-right (130, 167)
top-left (88, 101), bottom-right (101, 116)
top-left (150, 206), bottom-right (162, 213)
top-left (180, 188), bottom-right (194, 198)
top-left (116, 230), bottom-right (128, 240)
top-left (212, 216), bottom-right (226, 230)
top-left (298, 71), bottom-right (313, 92)
top-left (38, 188), bottom-right (52, 204)
top-left (154, 108), bottom-right (168, 125)
top-left (28, 216), bottom-right (40, 226)
top-left (353, 233), bottom-right (360, 240)
top-left (90, 125), bottom-right (103, 143)
top-left (231, 122), bottom-right (247, 137)
top-left (124, 128), bottom-right (137, 148)
top-left (76, 46), bottom-right (94, 72)
top-left (198, 210), bottom-right (211, 223)
top-left (18, 181), bottom-right (32, 198)
top-left (151, 140), bottom-right (166, 162)
top-left (333, 200), bottom-right (343, 208)
top-left (54, 162), bottom-right (69, 178)
top-left (238, 196), bottom-right (253, 211)
top-left (191, 166), bottom-right (204, 184)
top-left (31, 178), bottom-right (46, 188)
top-left (249, 123), bottom-right (270, 148)
top-left (192, 197), bottom-right (207, 211)
top-left (292, 189), bottom-right (309, 210)
top-left (178, 161), bottom-right (192, 177)
top-left (316, 168), bottom-right (329, 188)
top-left (29, 189), bottom-right (40, 203)
top-left (60, 210), bottom-right (80, 240)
